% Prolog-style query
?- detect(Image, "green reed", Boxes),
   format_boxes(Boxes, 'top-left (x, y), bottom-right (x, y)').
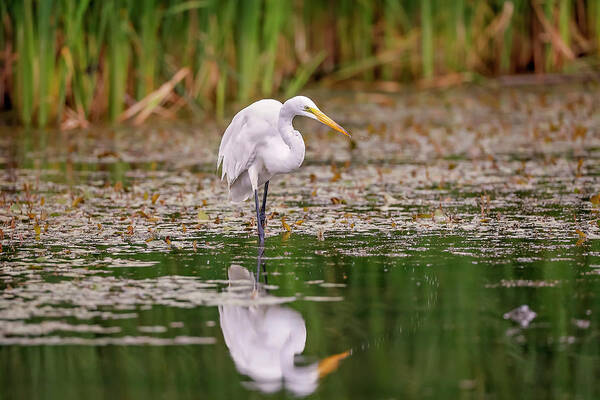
top-left (596, 0), bottom-right (600, 51)
top-left (13, 0), bottom-right (35, 126)
top-left (1, 0), bottom-right (599, 127)
top-left (135, 0), bottom-right (162, 100)
top-left (545, 0), bottom-right (556, 71)
top-left (559, 0), bottom-right (571, 51)
top-left (107, 1), bottom-right (131, 121)
top-left (421, 0), bottom-right (433, 79)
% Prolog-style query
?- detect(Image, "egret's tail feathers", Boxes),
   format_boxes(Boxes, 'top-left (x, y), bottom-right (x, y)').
top-left (216, 154), bottom-right (225, 181)
top-left (229, 171), bottom-right (252, 202)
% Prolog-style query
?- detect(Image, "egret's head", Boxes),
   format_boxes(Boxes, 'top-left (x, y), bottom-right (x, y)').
top-left (288, 96), bottom-right (350, 137)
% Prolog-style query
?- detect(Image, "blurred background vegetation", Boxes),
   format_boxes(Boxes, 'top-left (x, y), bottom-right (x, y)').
top-left (0, 0), bottom-right (599, 128)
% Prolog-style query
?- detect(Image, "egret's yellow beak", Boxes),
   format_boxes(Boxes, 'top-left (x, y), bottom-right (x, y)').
top-left (307, 107), bottom-right (350, 137)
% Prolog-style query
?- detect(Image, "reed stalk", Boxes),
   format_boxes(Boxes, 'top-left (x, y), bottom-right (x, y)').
top-left (14, 0), bottom-right (35, 126)
top-left (421, 0), bottom-right (434, 79)
top-left (107, 1), bottom-right (131, 121)
top-left (559, 0), bottom-right (571, 49)
top-left (591, 0), bottom-right (600, 56)
top-left (500, 0), bottom-right (515, 74)
top-left (36, 0), bottom-right (54, 127)
top-left (545, 0), bottom-right (555, 71)
top-left (381, 1), bottom-right (410, 80)
top-left (236, 0), bottom-right (261, 103)
top-left (135, 0), bottom-right (162, 100)
top-left (261, 0), bottom-right (286, 95)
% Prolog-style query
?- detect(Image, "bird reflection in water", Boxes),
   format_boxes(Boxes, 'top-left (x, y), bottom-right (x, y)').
top-left (218, 246), bottom-right (349, 396)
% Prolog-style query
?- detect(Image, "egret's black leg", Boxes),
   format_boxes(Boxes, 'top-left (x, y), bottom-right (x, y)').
top-left (259, 181), bottom-right (269, 228)
top-left (254, 190), bottom-right (265, 245)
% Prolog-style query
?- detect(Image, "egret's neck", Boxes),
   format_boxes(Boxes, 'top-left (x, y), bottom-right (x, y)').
top-left (277, 103), bottom-right (305, 172)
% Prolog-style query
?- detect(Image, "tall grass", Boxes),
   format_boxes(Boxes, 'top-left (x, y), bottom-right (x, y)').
top-left (421, 0), bottom-right (433, 79)
top-left (1, 0), bottom-right (599, 127)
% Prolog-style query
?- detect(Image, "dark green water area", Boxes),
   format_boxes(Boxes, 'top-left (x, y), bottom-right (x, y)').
top-left (1, 85), bottom-right (599, 399)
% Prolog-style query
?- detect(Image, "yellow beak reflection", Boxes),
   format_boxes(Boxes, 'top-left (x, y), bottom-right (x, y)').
top-left (308, 107), bottom-right (351, 137)
top-left (317, 350), bottom-right (351, 378)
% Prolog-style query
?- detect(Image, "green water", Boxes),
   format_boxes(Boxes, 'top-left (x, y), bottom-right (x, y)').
top-left (2, 234), bottom-right (599, 399)
top-left (1, 85), bottom-right (600, 399)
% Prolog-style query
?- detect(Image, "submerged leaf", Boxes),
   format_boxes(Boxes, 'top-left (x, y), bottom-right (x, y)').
top-left (576, 229), bottom-right (587, 246)
top-left (281, 217), bottom-right (291, 232)
top-left (413, 213), bottom-right (433, 220)
top-left (71, 196), bottom-right (84, 208)
top-left (197, 210), bottom-right (209, 222)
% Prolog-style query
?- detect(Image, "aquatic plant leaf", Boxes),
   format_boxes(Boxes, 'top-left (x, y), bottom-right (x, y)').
top-left (71, 196), bottom-right (84, 208)
top-left (281, 217), bottom-right (291, 232)
top-left (197, 210), bottom-right (209, 221)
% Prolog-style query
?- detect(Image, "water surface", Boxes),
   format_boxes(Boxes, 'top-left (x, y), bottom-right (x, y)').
top-left (1, 85), bottom-right (599, 399)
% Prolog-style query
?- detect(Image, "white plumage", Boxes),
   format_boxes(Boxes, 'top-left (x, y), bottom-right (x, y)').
top-left (217, 96), bottom-right (348, 202)
top-left (217, 99), bottom-right (289, 202)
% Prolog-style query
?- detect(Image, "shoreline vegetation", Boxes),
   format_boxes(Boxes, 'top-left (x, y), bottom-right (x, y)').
top-left (1, 0), bottom-right (599, 128)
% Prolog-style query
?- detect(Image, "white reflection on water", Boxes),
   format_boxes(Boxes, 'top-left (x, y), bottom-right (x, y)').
top-left (219, 264), bottom-right (348, 397)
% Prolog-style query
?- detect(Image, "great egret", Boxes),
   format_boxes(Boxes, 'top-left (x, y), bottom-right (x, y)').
top-left (217, 96), bottom-right (349, 244)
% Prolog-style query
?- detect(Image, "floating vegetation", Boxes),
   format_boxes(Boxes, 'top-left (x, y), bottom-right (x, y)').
top-left (2, 85), bottom-right (598, 252)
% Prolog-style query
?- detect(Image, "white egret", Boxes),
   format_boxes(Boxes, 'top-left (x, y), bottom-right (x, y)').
top-left (217, 96), bottom-right (349, 244)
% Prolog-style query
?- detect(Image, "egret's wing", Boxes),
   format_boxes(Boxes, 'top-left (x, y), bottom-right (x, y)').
top-left (217, 112), bottom-right (244, 173)
top-left (217, 100), bottom-right (282, 185)
top-left (220, 117), bottom-right (262, 185)
top-left (217, 113), bottom-right (250, 183)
